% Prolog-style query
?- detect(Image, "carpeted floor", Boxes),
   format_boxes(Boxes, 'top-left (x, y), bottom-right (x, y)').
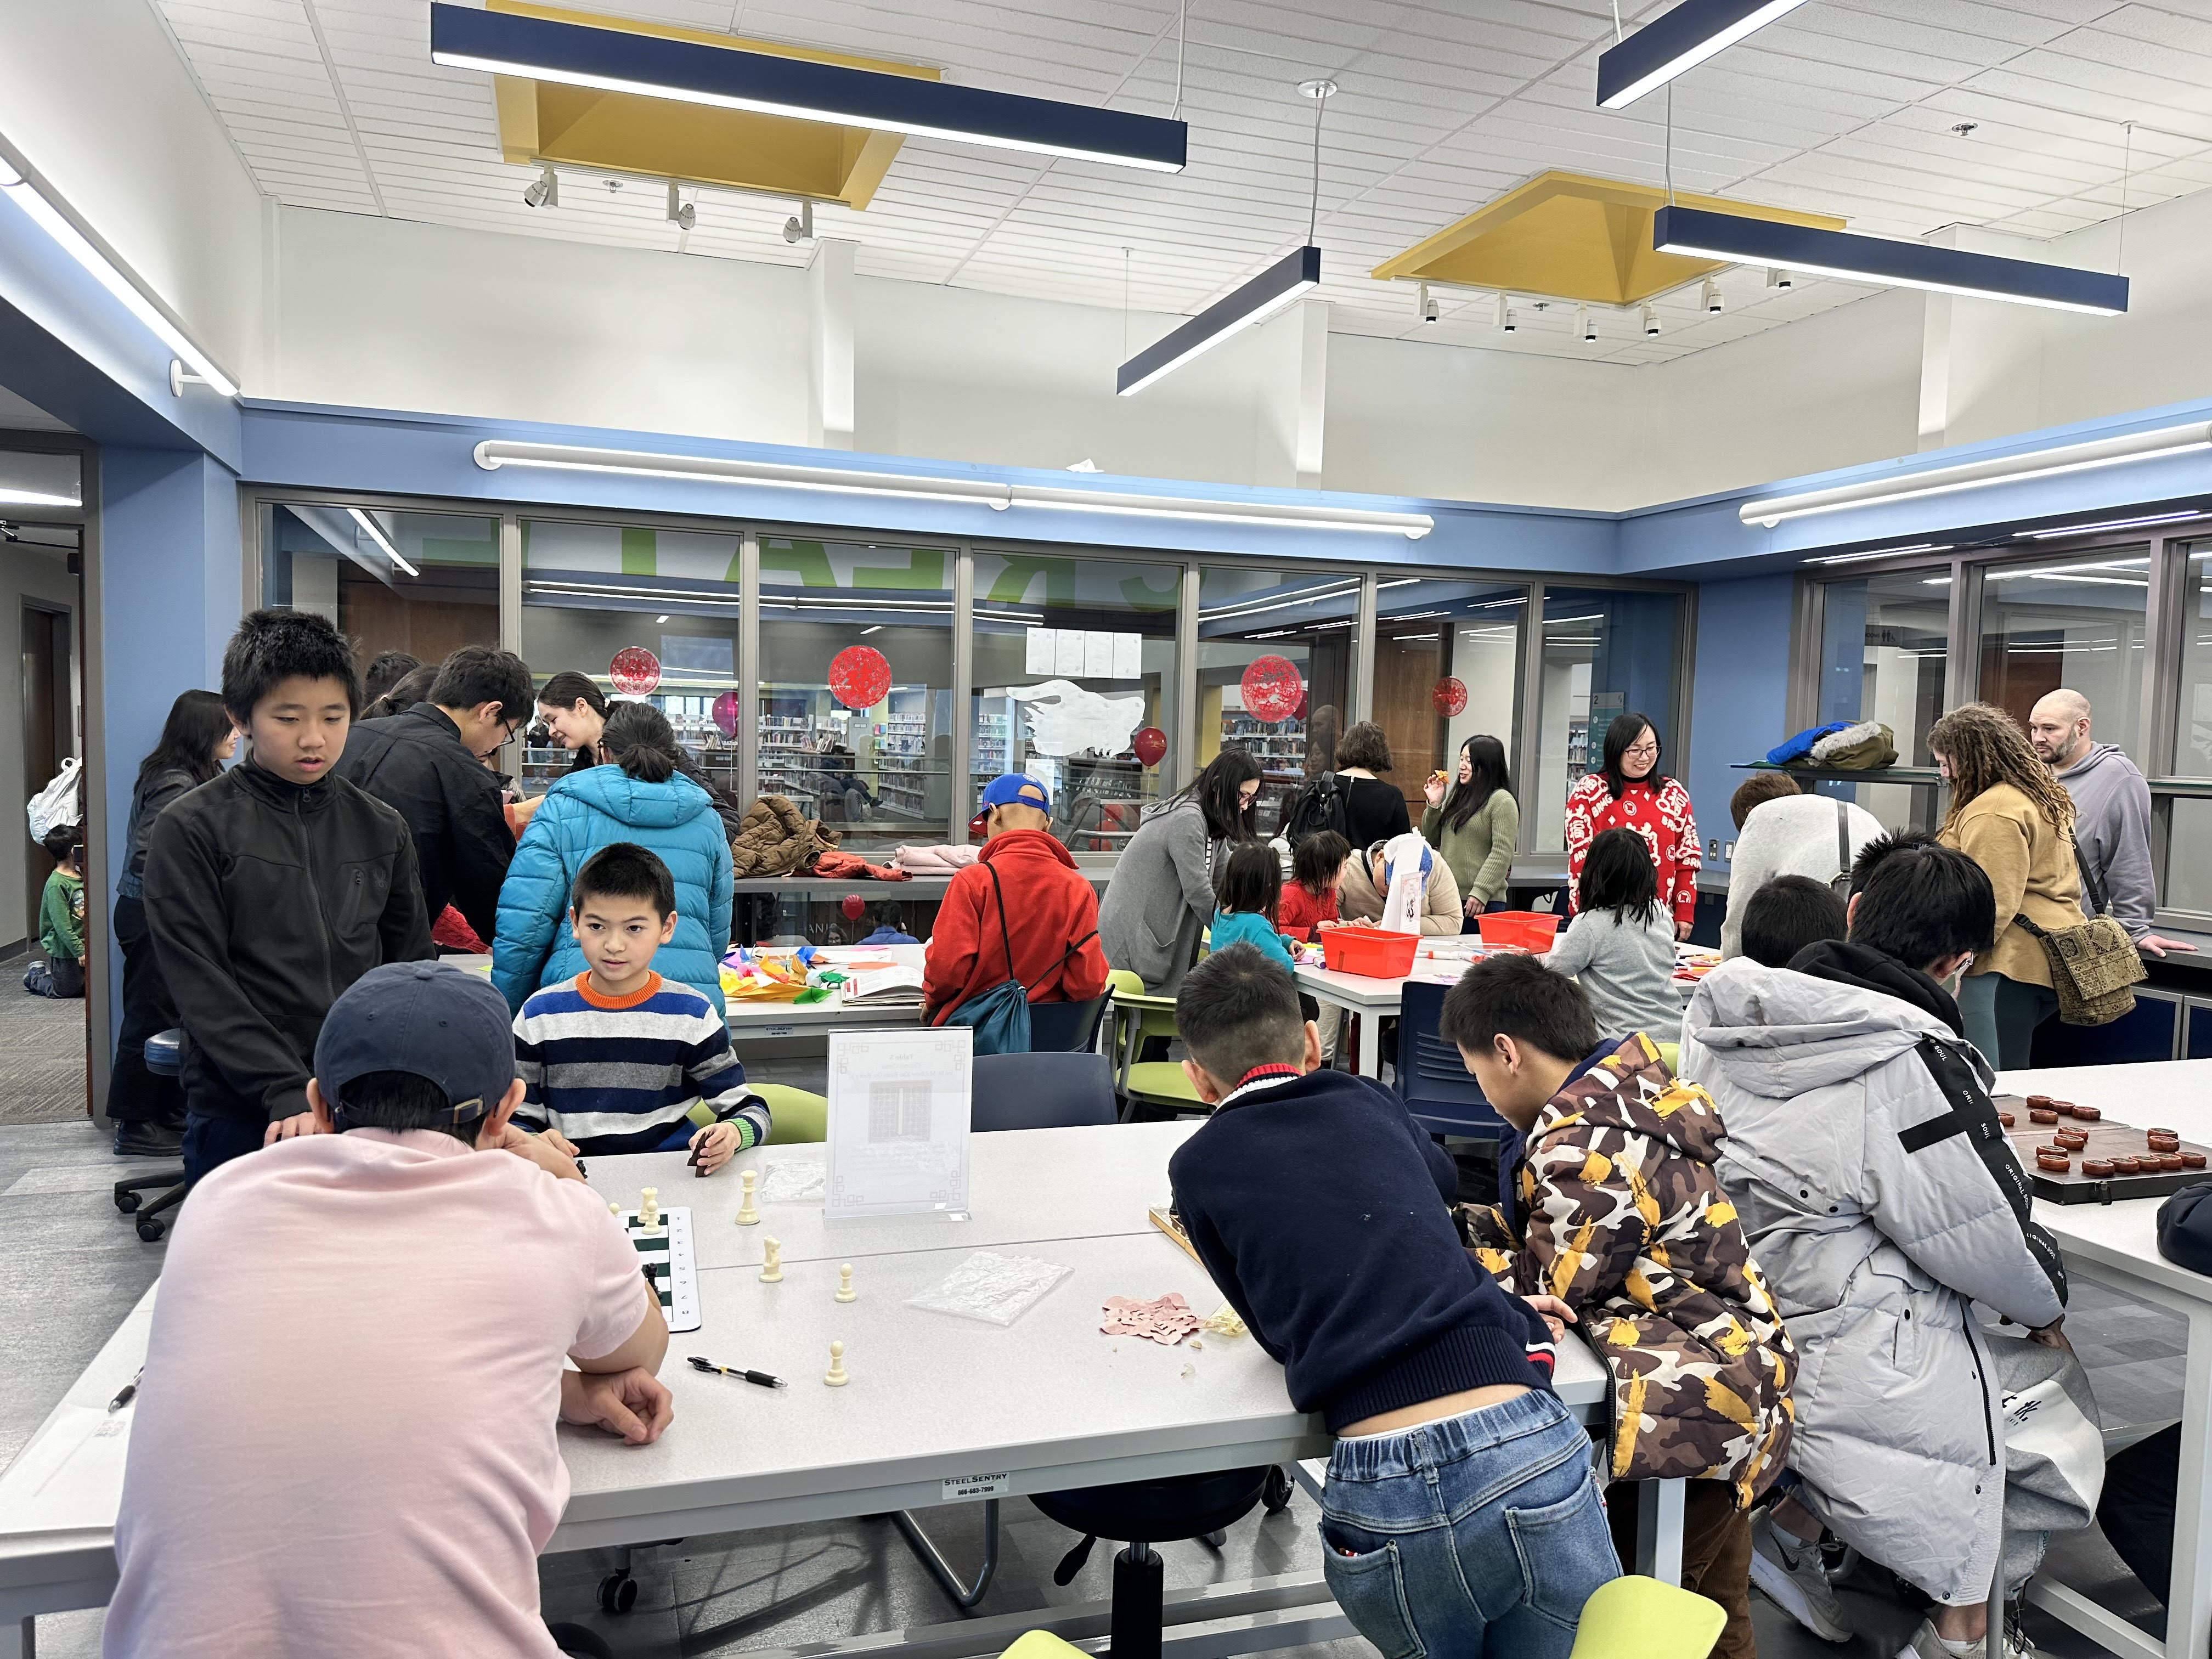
top-left (0, 947), bottom-right (91, 1125)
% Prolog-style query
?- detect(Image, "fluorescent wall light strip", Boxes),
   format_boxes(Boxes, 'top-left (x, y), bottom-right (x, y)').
top-left (427, 4), bottom-right (1183, 173)
top-left (1741, 423), bottom-right (2212, 527)
top-left (1806, 544), bottom-right (1953, 565)
top-left (348, 509), bottom-right (420, 577)
top-left (0, 488), bottom-right (78, 507)
top-left (1654, 206), bottom-right (2128, 316)
top-left (0, 151), bottom-right (238, 397)
top-left (1118, 247), bottom-right (1322, 397)
top-left (1596, 0), bottom-right (1815, 109)
top-left (2027, 511), bottom-right (2207, 538)
top-left (1013, 483), bottom-right (1429, 537)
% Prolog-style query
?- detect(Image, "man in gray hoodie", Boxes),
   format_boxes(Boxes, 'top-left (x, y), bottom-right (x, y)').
top-left (2028, 689), bottom-right (2194, 958)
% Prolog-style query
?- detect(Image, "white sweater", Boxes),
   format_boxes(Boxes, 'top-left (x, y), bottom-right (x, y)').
top-left (1720, 793), bottom-right (1887, 960)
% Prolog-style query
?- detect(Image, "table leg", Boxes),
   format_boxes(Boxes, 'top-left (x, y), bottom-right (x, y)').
top-left (1633, 1480), bottom-right (1684, 1587)
top-left (1353, 1014), bottom-right (1379, 1081)
top-left (2166, 1305), bottom-right (2212, 1659)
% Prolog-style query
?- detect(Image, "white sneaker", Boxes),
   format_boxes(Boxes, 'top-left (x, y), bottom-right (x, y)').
top-left (1894, 1620), bottom-right (2032, 1659)
top-left (1750, 1510), bottom-right (1854, 1642)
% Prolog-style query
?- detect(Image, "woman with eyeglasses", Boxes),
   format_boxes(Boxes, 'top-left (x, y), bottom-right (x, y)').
top-left (1098, 748), bottom-right (1263, 993)
top-left (1563, 713), bottom-right (1702, 941)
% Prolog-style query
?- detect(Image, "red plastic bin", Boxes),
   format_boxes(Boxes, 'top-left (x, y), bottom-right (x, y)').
top-left (1476, 910), bottom-right (1562, 952)
top-left (1320, 925), bottom-right (1420, 979)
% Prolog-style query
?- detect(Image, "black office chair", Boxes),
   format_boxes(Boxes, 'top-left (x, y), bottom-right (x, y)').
top-left (972, 1052), bottom-right (1116, 1131)
top-left (1031, 1467), bottom-right (1288, 1658)
top-left (112, 1029), bottom-right (190, 1242)
top-left (1028, 993), bottom-right (1110, 1054)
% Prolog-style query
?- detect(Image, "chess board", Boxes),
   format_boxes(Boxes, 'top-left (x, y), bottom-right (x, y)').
top-left (1995, 1095), bottom-right (2212, 1206)
top-left (617, 1206), bottom-right (701, 1332)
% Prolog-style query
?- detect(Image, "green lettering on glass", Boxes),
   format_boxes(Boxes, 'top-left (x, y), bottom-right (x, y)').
top-left (422, 536), bottom-right (498, 567)
top-left (854, 547), bottom-right (945, 590)
top-left (1118, 571), bottom-right (1178, 612)
top-left (621, 527), bottom-right (657, 575)
top-left (984, 556), bottom-right (1074, 606)
top-left (759, 539), bottom-right (836, 586)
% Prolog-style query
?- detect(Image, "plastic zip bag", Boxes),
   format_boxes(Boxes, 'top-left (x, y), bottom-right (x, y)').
top-left (759, 1159), bottom-right (826, 1203)
top-left (905, 1251), bottom-right (1072, 1327)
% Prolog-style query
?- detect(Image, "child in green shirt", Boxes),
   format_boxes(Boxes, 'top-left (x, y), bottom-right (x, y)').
top-left (28, 825), bottom-right (86, 999)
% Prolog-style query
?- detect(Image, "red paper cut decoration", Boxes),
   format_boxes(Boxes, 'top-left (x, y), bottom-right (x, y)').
top-left (1132, 726), bottom-right (1167, 768)
top-left (1432, 677), bottom-right (1468, 717)
top-left (610, 647), bottom-right (661, 697)
top-left (841, 894), bottom-right (866, 921)
top-left (1240, 655), bottom-right (1304, 724)
top-left (711, 691), bottom-right (741, 738)
top-left (828, 645), bottom-right (892, 710)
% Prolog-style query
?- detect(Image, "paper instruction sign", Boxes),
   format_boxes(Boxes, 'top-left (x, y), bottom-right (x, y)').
top-left (826, 1028), bottom-right (973, 1219)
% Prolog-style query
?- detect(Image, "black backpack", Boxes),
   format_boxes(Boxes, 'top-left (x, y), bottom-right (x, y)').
top-left (1282, 771), bottom-right (1350, 846)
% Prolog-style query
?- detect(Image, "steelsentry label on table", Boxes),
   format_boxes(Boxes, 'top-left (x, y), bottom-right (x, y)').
top-left (942, 1472), bottom-right (1011, 1499)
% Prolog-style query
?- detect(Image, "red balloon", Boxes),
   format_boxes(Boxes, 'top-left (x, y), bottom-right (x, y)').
top-left (1132, 726), bottom-right (1167, 768)
top-left (828, 645), bottom-right (892, 710)
top-left (610, 647), bottom-right (661, 697)
top-left (1240, 655), bottom-right (1304, 724)
top-left (712, 690), bottom-right (740, 737)
top-left (1432, 677), bottom-right (1468, 717)
top-left (840, 893), bottom-right (866, 921)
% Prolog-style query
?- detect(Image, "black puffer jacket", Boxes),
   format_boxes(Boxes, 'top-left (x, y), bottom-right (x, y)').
top-left (143, 759), bottom-right (434, 1127)
top-left (334, 704), bottom-right (515, 942)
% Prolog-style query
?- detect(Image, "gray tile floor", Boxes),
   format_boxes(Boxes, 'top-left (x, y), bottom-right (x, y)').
top-left (0, 1089), bottom-right (2189, 1658)
top-left (0, 947), bottom-right (92, 1126)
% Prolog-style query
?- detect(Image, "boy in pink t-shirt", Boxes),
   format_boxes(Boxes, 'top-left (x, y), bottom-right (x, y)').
top-left (106, 962), bottom-right (673, 1659)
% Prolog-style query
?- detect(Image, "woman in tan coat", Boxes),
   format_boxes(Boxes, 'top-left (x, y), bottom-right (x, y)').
top-left (1929, 702), bottom-right (2088, 1068)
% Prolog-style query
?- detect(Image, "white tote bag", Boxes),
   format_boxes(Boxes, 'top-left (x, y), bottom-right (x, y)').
top-left (26, 758), bottom-right (81, 842)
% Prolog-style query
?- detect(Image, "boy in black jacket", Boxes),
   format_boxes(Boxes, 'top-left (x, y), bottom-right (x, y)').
top-left (145, 610), bottom-right (434, 1183)
top-left (1167, 945), bottom-right (1617, 1659)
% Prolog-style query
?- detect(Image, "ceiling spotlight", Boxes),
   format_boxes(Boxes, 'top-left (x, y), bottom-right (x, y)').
top-left (783, 200), bottom-right (814, 244)
top-left (1702, 278), bottom-right (1724, 313)
top-left (666, 182), bottom-right (695, 230)
top-left (1495, 293), bottom-right (1515, 332)
top-left (522, 161), bottom-right (558, 208)
top-left (1418, 281), bottom-right (1438, 324)
top-left (1578, 304), bottom-right (1598, 343)
top-left (1642, 303), bottom-right (1660, 336)
top-left (1767, 267), bottom-right (1793, 289)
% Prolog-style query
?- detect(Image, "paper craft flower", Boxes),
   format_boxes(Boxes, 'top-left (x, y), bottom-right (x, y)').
top-left (610, 647), bottom-right (661, 697)
top-left (1241, 656), bottom-right (1303, 724)
top-left (829, 645), bottom-right (893, 710)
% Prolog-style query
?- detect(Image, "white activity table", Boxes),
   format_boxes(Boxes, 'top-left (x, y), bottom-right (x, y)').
top-left (0, 1127), bottom-right (1642, 1659)
top-left (1995, 1059), bottom-right (2212, 1659)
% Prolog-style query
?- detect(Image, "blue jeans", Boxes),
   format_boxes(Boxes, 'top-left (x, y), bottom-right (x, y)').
top-left (1459, 899), bottom-right (1509, 935)
top-left (1320, 1389), bottom-right (1618, 1659)
top-left (181, 1113), bottom-right (266, 1186)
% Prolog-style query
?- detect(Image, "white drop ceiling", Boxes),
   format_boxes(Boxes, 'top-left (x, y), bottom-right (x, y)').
top-left (151, 0), bottom-right (2212, 366)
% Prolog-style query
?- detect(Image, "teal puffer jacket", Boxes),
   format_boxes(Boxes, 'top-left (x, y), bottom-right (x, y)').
top-left (492, 764), bottom-right (735, 1014)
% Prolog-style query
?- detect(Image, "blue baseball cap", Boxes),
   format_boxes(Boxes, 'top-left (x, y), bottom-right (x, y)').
top-left (313, 962), bottom-right (517, 1127)
top-left (980, 773), bottom-right (1052, 814)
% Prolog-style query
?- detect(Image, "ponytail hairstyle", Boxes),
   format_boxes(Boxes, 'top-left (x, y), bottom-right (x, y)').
top-left (597, 701), bottom-right (681, 783)
top-left (138, 689), bottom-right (233, 789)
top-left (360, 662), bottom-right (438, 722)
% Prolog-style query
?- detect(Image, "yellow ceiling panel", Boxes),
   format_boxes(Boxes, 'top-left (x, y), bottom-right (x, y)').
top-left (1372, 172), bottom-right (1848, 307)
top-left (486, 0), bottom-right (935, 209)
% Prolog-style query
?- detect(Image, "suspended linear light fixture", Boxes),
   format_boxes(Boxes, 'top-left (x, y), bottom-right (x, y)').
top-left (1116, 77), bottom-right (1334, 395)
top-left (1597, 0), bottom-right (1818, 110)
top-left (1655, 206), bottom-right (2129, 315)
top-left (427, 3), bottom-right (1186, 172)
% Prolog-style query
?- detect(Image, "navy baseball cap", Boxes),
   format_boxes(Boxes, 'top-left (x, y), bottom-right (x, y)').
top-left (980, 773), bottom-right (1051, 814)
top-left (314, 962), bottom-right (517, 1127)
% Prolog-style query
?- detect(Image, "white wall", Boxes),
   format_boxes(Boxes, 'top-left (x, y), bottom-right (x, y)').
top-left (0, 0), bottom-right (266, 387)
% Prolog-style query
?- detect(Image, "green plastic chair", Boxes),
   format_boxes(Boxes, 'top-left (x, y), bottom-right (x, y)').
top-left (1104, 968), bottom-right (1209, 1118)
top-left (1568, 1574), bottom-right (1725, 1659)
top-left (693, 1084), bottom-right (827, 1144)
top-left (998, 1632), bottom-right (1082, 1659)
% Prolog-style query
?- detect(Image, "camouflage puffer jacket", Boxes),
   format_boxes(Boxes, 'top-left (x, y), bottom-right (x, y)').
top-left (1465, 1032), bottom-right (1796, 1505)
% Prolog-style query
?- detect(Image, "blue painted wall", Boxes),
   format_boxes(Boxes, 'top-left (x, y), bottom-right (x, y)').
top-left (1685, 574), bottom-right (1796, 874)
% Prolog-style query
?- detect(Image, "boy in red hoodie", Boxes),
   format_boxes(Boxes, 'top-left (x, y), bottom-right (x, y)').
top-left (923, 774), bottom-right (1109, 1025)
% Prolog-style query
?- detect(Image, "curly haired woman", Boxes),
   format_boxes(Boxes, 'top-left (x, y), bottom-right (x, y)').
top-left (1929, 701), bottom-right (2089, 1068)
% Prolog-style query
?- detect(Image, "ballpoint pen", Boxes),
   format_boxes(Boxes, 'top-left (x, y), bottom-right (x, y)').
top-left (687, 1355), bottom-right (785, 1389)
top-left (108, 1367), bottom-right (143, 1413)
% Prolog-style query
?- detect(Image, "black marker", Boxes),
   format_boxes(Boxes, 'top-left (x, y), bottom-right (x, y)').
top-left (687, 1355), bottom-right (785, 1389)
top-left (108, 1367), bottom-right (143, 1413)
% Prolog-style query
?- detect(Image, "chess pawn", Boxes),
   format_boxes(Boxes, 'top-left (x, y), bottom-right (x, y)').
top-left (736, 1170), bottom-right (760, 1226)
top-left (759, 1237), bottom-right (783, 1284)
top-left (608, 1201), bottom-right (621, 1218)
top-left (639, 1187), bottom-right (659, 1229)
top-left (835, 1262), bottom-right (856, 1303)
top-left (824, 1340), bottom-right (849, 1387)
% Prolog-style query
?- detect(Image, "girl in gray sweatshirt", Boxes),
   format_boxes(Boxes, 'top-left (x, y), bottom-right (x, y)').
top-left (1539, 827), bottom-right (1682, 1044)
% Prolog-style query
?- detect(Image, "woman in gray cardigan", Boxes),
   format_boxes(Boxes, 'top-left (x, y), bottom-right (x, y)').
top-left (1098, 751), bottom-right (1262, 991)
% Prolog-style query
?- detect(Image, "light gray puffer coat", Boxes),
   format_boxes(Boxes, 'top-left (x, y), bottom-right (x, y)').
top-left (1683, 956), bottom-right (2067, 1606)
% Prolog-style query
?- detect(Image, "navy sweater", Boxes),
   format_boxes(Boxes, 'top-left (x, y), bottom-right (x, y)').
top-left (1169, 1069), bottom-right (1556, 1433)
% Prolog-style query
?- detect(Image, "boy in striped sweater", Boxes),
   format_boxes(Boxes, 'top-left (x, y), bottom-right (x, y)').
top-left (514, 843), bottom-right (769, 1168)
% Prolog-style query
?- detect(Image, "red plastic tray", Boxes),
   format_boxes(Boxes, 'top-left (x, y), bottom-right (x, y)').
top-left (1321, 925), bottom-right (1420, 979)
top-left (1476, 910), bottom-right (1562, 951)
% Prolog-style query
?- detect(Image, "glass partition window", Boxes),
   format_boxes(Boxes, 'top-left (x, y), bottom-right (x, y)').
top-left (970, 551), bottom-right (1178, 851)
top-left (1532, 588), bottom-right (1684, 853)
top-left (1196, 568), bottom-right (1359, 838)
top-left (518, 520), bottom-right (744, 798)
top-left (1813, 568), bottom-right (1954, 831)
top-left (1374, 578), bottom-right (1527, 826)
top-left (2173, 544), bottom-right (2212, 775)
top-left (263, 504), bottom-right (500, 688)
top-left (760, 536), bottom-right (955, 848)
top-left (1978, 550), bottom-right (2149, 759)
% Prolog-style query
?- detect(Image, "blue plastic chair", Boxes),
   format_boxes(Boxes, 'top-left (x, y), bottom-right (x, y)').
top-left (1395, 979), bottom-right (1508, 1143)
top-left (1028, 994), bottom-right (1110, 1054)
top-left (972, 1052), bottom-right (1117, 1131)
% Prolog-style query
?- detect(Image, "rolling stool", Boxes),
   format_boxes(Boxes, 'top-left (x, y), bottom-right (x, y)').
top-left (111, 1029), bottom-right (190, 1242)
top-left (1030, 1466), bottom-right (1278, 1659)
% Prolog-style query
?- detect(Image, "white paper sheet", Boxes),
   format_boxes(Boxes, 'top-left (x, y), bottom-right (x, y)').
top-left (1113, 631), bottom-right (1142, 678)
top-left (1025, 627), bottom-right (1055, 675)
top-left (0, 1406), bottom-right (133, 1534)
top-left (1083, 631), bottom-right (1115, 677)
top-left (1053, 630), bottom-right (1086, 676)
top-left (826, 1028), bottom-right (973, 1219)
